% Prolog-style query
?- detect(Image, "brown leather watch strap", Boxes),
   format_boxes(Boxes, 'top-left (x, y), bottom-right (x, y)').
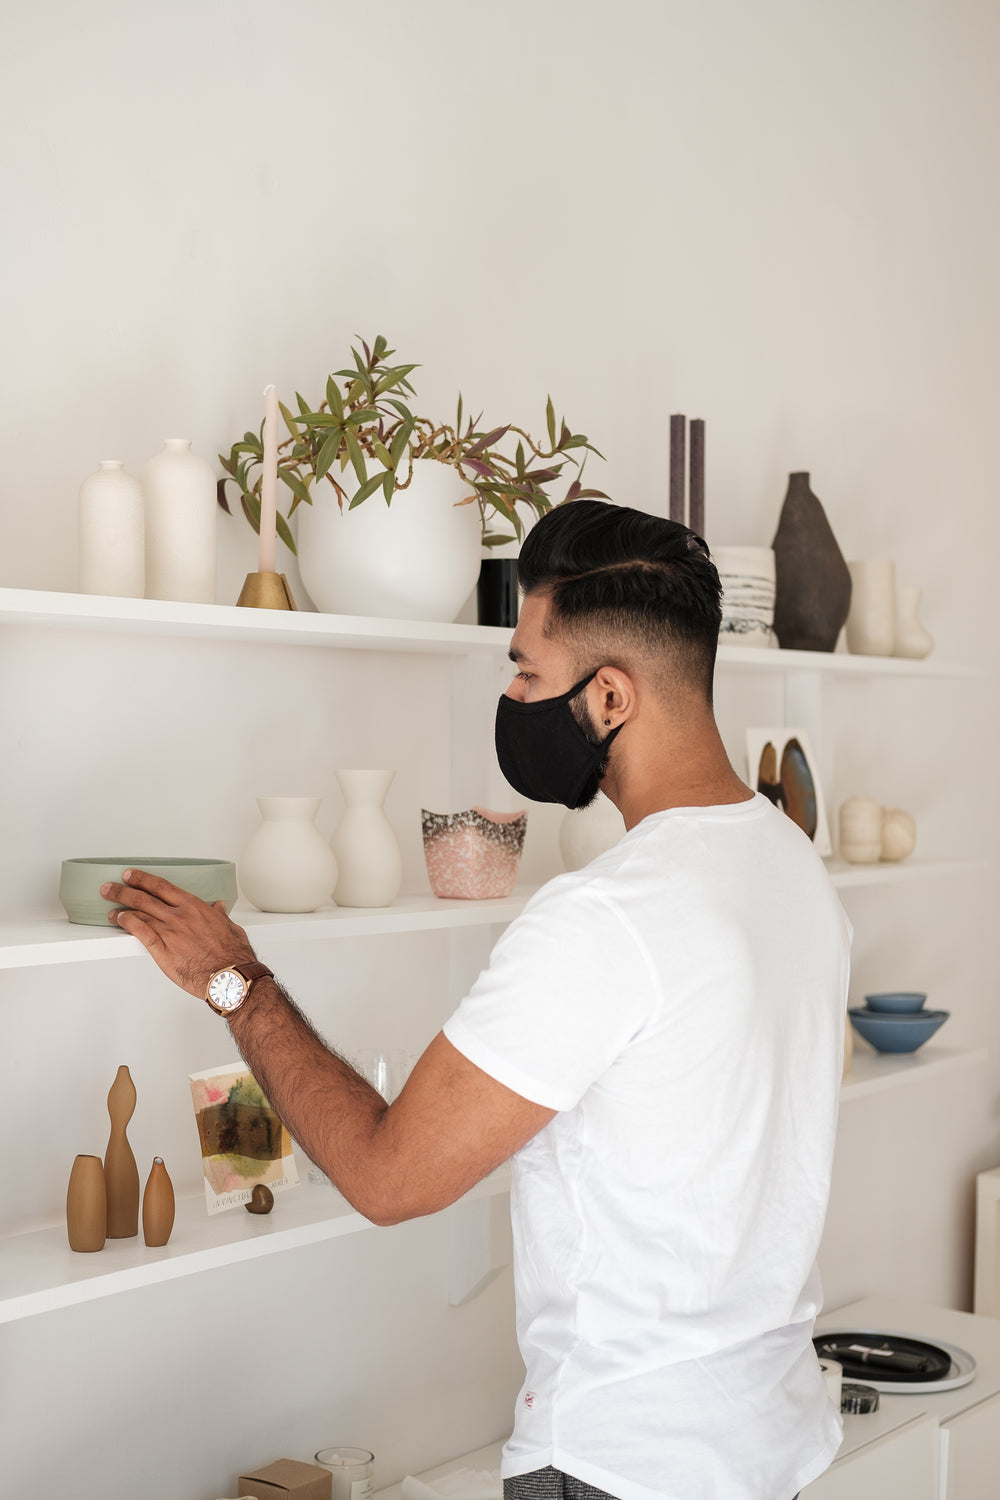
top-left (232, 961), bottom-right (274, 984)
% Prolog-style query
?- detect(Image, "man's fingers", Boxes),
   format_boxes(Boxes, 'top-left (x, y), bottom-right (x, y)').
top-left (118, 868), bottom-right (191, 904)
top-left (109, 907), bottom-right (164, 956)
top-left (101, 881), bottom-right (169, 917)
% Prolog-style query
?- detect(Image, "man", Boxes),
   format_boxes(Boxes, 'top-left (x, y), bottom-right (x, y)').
top-left (105, 500), bottom-right (849, 1500)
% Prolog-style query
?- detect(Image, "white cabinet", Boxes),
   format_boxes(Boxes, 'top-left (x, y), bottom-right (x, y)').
top-left (802, 1413), bottom-right (940, 1500)
top-left (940, 1392), bottom-right (1000, 1500)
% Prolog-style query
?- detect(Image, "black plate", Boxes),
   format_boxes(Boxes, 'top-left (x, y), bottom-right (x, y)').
top-left (813, 1331), bottom-right (952, 1383)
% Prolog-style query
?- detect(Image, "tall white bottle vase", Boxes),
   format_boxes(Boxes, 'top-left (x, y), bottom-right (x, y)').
top-left (239, 797), bottom-right (338, 913)
top-left (141, 438), bottom-right (217, 604)
top-left (331, 770), bottom-right (403, 907)
top-left (78, 461), bottom-right (145, 598)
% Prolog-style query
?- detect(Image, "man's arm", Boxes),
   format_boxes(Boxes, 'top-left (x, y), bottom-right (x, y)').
top-left (102, 868), bottom-right (555, 1225)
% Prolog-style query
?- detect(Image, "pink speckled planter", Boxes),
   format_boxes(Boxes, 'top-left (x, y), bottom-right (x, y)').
top-left (421, 807), bottom-right (527, 900)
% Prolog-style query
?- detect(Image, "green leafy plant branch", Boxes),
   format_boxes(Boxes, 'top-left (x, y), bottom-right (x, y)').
top-left (217, 334), bottom-right (608, 556)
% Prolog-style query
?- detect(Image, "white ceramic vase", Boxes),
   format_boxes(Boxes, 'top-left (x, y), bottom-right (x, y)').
top-left (78, 460), bottom-right (145, 598)
top-left (881, 806), bottom-right (917, 861)
top-left (713, 545), bottom-right (776, 648)
top-left (330, 770), bottom-right (403, 908)
top-left (297, 459), bottom-right (481, 622)
top-left (141, 438), bottom-right (217, 604)
top-left (239, 797), bottom-right (338, 913)
top-left (558, 791), bottom-right (627, 871)
top-left (846, 559), bottom-right (896, 656)
top-left (893, 586), bottom-right (934, 659)
top-left (838, 795), bottom-right (883, 864)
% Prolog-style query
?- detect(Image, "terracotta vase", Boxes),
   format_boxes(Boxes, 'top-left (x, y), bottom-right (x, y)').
top-left (772, 473), bottom-right (852, 652)
top-left (66, 1154), bottom-right (107, 1253)
top-left (142, 1157), bottom-right (175, 1247)
top-left (105, 1064), bottom-right (140, 1238)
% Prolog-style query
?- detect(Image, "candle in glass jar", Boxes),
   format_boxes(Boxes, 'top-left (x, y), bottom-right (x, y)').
top-left (314, 1447), bottom-right (375, 1500)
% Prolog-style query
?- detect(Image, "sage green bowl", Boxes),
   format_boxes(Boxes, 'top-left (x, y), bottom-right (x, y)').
top-left (59, 857), bottom-right (238, 927)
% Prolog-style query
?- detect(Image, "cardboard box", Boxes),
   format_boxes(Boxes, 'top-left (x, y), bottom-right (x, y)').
top-left (238, 1458), bottom-right (332, 1500)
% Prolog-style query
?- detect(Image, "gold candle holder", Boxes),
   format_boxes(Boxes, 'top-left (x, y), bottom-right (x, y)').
top-left (236, 572), bottom-right (297, 610)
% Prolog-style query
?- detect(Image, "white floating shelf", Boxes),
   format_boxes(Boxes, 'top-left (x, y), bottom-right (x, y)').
top-left (0, 586), bottom-right (511, 655)
top-left (1, 859), bottom-right (985, 972)
top-left (715, 642), bottom-right (981, 679)
top-left (0, 588), bottom-right (979, 677)
top-left (840, 1044), bottom-right (989, 1102)
top-left (0, 1164), bottom-right (510, 1325)
top-left (0, 893), bottom-right (532, 971)
top-left (827, 856), bottom-right (986, 889)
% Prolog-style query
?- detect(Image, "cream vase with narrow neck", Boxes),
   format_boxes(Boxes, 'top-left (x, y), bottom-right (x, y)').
top-left (78, 460), bottom-right (145, 597)
top-left (141, 438), bottom-right (217, 603)
top-left (239, 797), bottom-right (338, 913)
top-left (331, 770), bottom-right (403, 908)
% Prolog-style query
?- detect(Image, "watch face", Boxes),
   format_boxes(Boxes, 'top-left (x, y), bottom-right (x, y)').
top-left (208, 969), bottom-right (247, 1012)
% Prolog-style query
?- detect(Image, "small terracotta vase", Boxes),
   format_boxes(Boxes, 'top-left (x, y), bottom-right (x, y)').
top-left (105, 1064), bottom-right (140, 1238)
top-left (67, 1154), bottom-right (107, 1252)
top-left (142, 1157), bottom-right (175, 1247)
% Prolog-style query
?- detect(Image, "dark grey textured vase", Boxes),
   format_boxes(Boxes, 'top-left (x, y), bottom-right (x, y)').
top-left (772, 472), bottom-right (852, 652)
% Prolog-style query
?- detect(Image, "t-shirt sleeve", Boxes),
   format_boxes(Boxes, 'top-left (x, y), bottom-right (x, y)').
top-left (442, 878), bottom-right (660, 1111)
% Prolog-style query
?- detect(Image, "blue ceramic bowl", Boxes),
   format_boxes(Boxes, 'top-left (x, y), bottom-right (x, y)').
top-left (848, 1007), bottom-right (949, 1054)
top-left (864, 991), bottom-right (928, 1014)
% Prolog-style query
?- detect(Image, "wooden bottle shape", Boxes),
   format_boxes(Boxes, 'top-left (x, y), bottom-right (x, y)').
top-left (104, 1064), bottom-right (140, 1238)
top-left (66, 1154), bottom-right (107, 1252)
top-left (142, 1156), bottom-right (175, 1247)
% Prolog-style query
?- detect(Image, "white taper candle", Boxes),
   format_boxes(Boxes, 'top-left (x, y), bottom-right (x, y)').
top-left (258, 383), bottom-right (280, 573)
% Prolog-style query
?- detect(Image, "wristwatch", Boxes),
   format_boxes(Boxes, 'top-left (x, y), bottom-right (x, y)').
top-left (205, 960), bottom-right (274, 1017)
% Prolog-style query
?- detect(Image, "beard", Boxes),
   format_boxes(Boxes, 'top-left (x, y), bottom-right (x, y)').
top-left (567, 691), bottom-right (614, 810)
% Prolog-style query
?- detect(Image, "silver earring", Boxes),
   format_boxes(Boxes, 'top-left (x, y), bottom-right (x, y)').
top-left (604, 718), bottom-right (611, 726)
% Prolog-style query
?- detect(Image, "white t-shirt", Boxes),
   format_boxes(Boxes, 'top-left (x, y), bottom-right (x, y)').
top-left (443, 793), bottom-right (850, 1500)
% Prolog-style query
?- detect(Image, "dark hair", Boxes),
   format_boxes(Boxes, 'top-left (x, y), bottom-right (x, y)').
top-left (517, 500), bottom-right (722, 699)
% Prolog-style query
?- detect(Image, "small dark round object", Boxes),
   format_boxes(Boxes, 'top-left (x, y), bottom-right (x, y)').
top-left (841, 1382), bottom-right (880, 1414)
top-left (245, 1184), bottom-right (274, 1215)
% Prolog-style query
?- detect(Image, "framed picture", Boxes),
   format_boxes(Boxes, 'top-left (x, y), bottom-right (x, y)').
top-left (189, 1062), bottom-right (299, 1215)
top-left (745, 727), bottom-right (832, 857)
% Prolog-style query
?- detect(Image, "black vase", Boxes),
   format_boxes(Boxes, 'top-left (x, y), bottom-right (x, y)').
top-left (477, 558), bottom-right (519, 628)
top-left (771, 473), bottom-right (852, 652)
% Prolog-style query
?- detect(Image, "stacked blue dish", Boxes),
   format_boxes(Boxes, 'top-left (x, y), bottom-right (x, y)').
top-left (848, 992), bottom-right (949, 1054)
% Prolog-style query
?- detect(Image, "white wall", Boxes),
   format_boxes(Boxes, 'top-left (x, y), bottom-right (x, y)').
top-left (2, 2), bottom-right (999, 1495)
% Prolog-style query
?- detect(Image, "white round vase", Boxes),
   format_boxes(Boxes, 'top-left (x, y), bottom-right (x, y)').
top-left (558, 792), bottom-right (627, 871)
top-left (239, 797), bottom-right (338, 913)
top-left (713, 545), bottom-right (776, 648)
top-left (838, 795), bottom-right (883, 864)
top-left (893, 586), bottom-right (934, 659)
top-left (846, 559), bottom-right (896, 656)
top-left (330, 770), bottom-right (403, 908)
top-left (141, 438), bottom-right (217, 604)
top-left (297, 459), bottom-right (481, 622)
top-left (78, 460), bottom-right (145, 598)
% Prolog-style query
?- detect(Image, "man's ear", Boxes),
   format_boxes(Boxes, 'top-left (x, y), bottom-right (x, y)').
top-left (590, 665), bottom-right (636, 727)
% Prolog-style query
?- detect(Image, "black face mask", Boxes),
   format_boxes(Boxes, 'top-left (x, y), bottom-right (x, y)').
top-left (495, 671), bottom-right (624, 809)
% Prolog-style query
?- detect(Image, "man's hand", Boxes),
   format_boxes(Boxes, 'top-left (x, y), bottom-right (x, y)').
top-left (101, 869), bottom-right (258, 998)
